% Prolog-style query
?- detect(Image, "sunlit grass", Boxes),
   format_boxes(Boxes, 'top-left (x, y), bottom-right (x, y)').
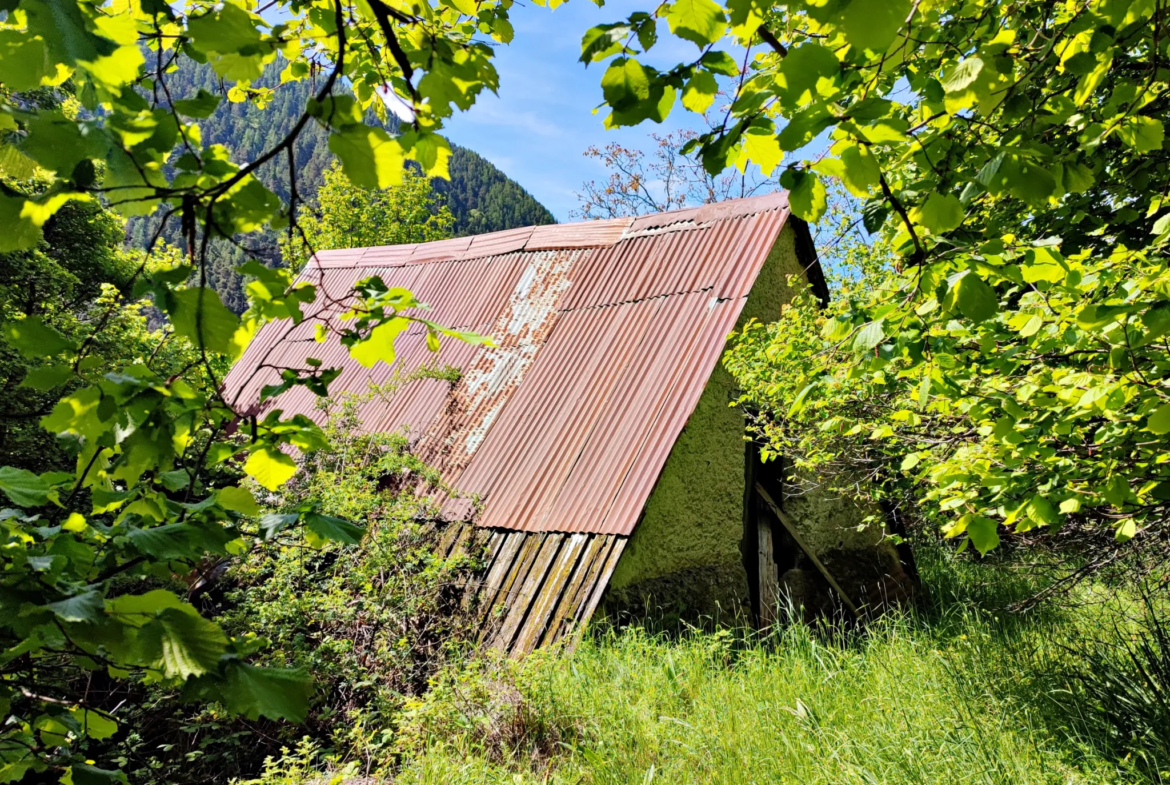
top-left (397, 546), bottom-right (1165, 785)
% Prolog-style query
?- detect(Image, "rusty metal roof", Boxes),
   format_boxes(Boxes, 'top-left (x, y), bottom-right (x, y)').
top-left (223, 192), bottom-right (799, 535)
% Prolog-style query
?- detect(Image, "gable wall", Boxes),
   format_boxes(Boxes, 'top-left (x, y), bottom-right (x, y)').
top-left (604, 223), bottom-right (808, 619)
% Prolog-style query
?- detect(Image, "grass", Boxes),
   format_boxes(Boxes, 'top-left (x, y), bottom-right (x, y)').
top-left (392, 546), bottom-right (1168, 785)
top-left (241, 544), bottom-right (1170, 784)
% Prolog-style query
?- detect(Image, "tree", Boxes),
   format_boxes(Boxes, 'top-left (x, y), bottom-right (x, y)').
top-left (574, 129), bottom-right (780, 219)
top-left (0, 1), bottom-right (507, 779)
top-left (282, 161), bottom-right (454, 270)
top-left (583, 1), bottom-right (1170, 567)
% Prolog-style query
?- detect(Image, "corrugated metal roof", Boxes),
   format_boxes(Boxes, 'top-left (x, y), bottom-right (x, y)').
top-left (222, 192), bottom-right (797, 536)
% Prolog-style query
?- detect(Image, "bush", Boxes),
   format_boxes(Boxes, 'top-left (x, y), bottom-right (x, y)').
top-left (122, 382), bottom-right (486, 783)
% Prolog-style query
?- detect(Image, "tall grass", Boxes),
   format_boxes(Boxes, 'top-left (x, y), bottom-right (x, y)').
top-left (395, 547), bottom-right (1168, 785)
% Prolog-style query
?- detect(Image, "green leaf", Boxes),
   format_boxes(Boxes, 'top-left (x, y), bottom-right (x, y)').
top-left (0, 467), bottom-right (51, 507)
top-left (1020, 248), bottom-right (1066, 283)
top-left (244, 447), bottom-right (297, 491)
top-left (737, 126), bottom-right (783, 177)
top-left (69, 708), bottom-right (117, 741)
top-left (700, 50), bottom-right (739, 76)
top-left (1026, 495), bottom-right (1061, 527)
top-left (1115, 519), bottom-right (1137, 542)
top-left (601, 57), bottom-right (651, 107)
top-left (784, 169), bottom-right (827, 222)
top-left (579, 23), bottom-right (630, 63)
top-left (217, 485), bottom-right (261, 516)
top-left (1117, 116), bottom-right (1164, 153)
top-left (666, 0), bottom-right (726, 47)
top-left (941, 57), bottom-right (984, 93)
top-left (916, 192), bottom-right (964, 234)
top-left (966, 516), bottom-right (1000, 555)
top-left (328, 126), bottom-right (404, 190)
top-left (107, 589), bottom-right (188, 627)
top-left (839, 0), bottom-right (911, 52)
top-left (140, 607), bottom-right (228, 679)
top-left (901, 453), bottom-right (921, 471)
top-left (1, 316), bottom-right (75, 359)
top-left (1146, 403), bottom-right (1170, 434)
top-left (171, 88), bottom-right (221, 118)
top-left (41, 385), bottom-right (105, 440)
top-left (62, 763), bottom-right (129, 785)
top-left (19, 363), bottom-right (73, 391)
top-left (185, 2), bottom-right (272, 80)
top-left (349, 316), bottom-right (411, 368)
top-left (954, 271), bottom-right (998, 322)
top-left (258, 512), bottom-right (300, 539)
top-left (1103, 475), bottom-right (1130, 508)
top-left (169, 287), bottom-right (249, 360)
top-left (681, 69), bottom-right (719, 114)
top-left (188, 662), bottom-right (310, 722)
top-left (778, 43), bottom-right (839, 104)
top-left (401, 131), bottom-right (452, 180)
top-left (853, 319), bottom-right (886, 351)
top-left (304, 512), bottom-right (364, 545)
top-left (0, 144), bottom-right (39, 179)
top-left (47, 589), bottom-right (105, 623)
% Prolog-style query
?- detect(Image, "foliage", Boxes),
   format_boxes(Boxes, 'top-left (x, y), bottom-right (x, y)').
top-left (115, 391), bottom-right (483, 783)
top-left (0, 0), bottom-right (509, 778)
top-left (584, 0), bottom-right (1170, 558)
top-left (281, 161), bottom-right (454, 271)
top-left (122, 57), bottom-right (554, 313)
top-left (573, 129), bottom-right (778, 219)
top-left (380, 547), bottom-right (1165, 784)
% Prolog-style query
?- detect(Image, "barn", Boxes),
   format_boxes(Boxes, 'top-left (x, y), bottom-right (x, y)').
top-left (223, 192), bottom-right (914, 656)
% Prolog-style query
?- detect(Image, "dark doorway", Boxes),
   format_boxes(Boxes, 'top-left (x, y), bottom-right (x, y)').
top-left (742, 441), bottom-right (800, 627)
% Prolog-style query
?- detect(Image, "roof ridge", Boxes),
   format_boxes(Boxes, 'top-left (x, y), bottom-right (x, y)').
top-left (309, 192), bottom-right (789, 269)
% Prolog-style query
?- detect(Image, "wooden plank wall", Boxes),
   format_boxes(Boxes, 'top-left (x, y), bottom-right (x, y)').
top-left (435, 525), bottom-right (627, 657)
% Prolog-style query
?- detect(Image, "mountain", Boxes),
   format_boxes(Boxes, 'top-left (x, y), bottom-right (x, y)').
top-left (126, 57), bottom-right (555, 311)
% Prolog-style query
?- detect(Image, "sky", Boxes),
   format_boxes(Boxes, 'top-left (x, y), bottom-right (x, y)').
top-left (439, 3), bottom-right (742, 221)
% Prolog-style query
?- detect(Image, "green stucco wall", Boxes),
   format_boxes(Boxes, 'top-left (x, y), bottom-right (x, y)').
top-left (605, 224), bottom-right (808, 618)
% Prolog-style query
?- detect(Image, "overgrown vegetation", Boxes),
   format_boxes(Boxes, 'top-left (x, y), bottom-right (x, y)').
top-left (118, 389), bottom-right (484, 784)
top-left (227, 546), bottom-right (1168, 784)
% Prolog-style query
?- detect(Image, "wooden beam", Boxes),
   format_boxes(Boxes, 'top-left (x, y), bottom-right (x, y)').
top-left (758, 515), bottom-right (779, 626)
top-left (754, 483), bottom-right (860, 618)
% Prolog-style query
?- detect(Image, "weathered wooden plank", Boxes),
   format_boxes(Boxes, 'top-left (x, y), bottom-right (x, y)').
top-left (446, 524), bottom-right (475, 561)
top-left (491, 534), bottom-right (565, 654)
top-left (479, 533), bottom-right (545, 643)
top-left (538, 534), bottom-right (608, 648)
top-left (460, 529), bottom-right (510, 611)
top-left (435, 522), bottom-right (463, 560)
top-left (571, 536), bottom-right (627, 641)
top-left (511, 533), bottom-right (590, 655)
top-left (755, 482), bottom-right (860, 618)
top-left (758, 516), bottom-right (779, 627)
top-left (474, 531), bottom-right (527, 628)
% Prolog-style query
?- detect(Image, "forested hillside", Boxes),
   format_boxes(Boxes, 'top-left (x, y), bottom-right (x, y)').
top-left (125, 58), bottom-right (554, 311)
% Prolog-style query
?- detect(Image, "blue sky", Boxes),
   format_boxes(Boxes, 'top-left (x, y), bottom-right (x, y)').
top-left (440, 4), bottom-right (740, 221)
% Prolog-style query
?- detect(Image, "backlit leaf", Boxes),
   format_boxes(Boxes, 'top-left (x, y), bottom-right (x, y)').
top-left (916, 192), bottom-right (964, 234)
top-left (954, 271), bottom-right (997, 322)
top-left (1146, 403), bottom-right (1170, 435)
top-left (244, 447), bottom-right (297, 491)
top-left (666, 0), bottom-right (726, 47)
top-left (169, 287), bottom-right (250, 360)
top-left (840, 0), bottom-right (911, 52)
top-left (328, 126), bottom-right (404, 190)
top-left (966, 516), bottom-right (1000, 555)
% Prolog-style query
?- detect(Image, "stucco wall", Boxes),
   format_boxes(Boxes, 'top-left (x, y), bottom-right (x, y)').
top-left (605, 224), bottom-right (808, 617)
